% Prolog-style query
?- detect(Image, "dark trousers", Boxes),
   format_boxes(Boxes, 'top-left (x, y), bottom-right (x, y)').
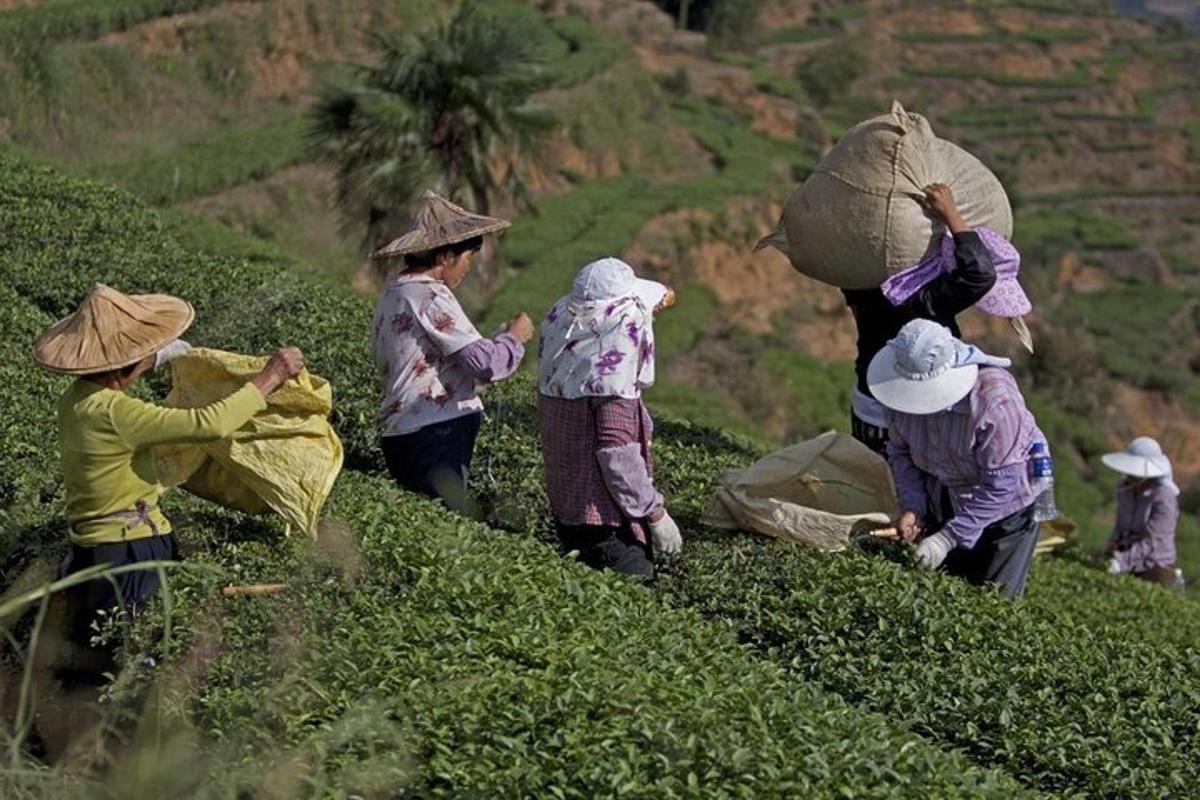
top-left (1133, 566), bottom-right (1175, 588)
top-left (555, 521), bottom-right (654, 578)
top-left (58, 534), bottom-right (178, 646)
top-left (382, 412), bottom-right (482, 515)
top-left (943, 504), bottom-right (1039, 599)
top-left (851, 411), bottom-right (889, 458)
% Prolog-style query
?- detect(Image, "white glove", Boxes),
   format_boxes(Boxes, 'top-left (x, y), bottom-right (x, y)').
top-left (915, 531), bottom-right (954, 570)
top-left (1108, 557), bottom-right (1122, 575)
top-left (648, 510), bottom-right (682, 556)
top-left (154, 339), bottom-right (192, 370)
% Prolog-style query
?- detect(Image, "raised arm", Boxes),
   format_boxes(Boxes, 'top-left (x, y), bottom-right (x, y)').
top-left (909, 184), bottom-right (997, 319)
top-left (114, 347), bottom-right (304, 448)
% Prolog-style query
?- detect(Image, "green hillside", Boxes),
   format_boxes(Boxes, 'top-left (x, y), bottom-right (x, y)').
top-left (2, 0), bottom-right (1199, 795)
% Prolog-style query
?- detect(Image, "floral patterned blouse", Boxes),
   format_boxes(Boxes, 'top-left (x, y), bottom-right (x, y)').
top-left (372, 274), bottom-right (486, 436)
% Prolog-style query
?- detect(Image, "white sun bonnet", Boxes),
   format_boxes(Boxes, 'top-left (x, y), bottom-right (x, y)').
top-left (867, 319), bottom-right (1012, 415)
top-left (538, 258), bottom-right (667, 399)
top-left (1102, 437), bottom-right (1179, 494)
top-left (571, 257), bottom-right (669, 310)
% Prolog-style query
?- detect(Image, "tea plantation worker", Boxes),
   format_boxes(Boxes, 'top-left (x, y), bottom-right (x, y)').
top-left (371, 191), bottom-right (533, 514)
top-left (844, 183), bottom-right (1010, 457)
top-left (34, 283), bottom-right (305, 643)
top-left (868, 318), bottom-right (1050, 599)
top-left (1101, 437), bottom-right (1180, 588)
top-left (537, 257), bottom-right (681, 578)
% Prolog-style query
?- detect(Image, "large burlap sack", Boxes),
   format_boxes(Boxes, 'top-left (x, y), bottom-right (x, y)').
top-left (757, 101), bottom-right (1013, 289)
top-left (703, 431), bottom-right (898, 551)
top-left (154, 348), bottom-right (343, 538)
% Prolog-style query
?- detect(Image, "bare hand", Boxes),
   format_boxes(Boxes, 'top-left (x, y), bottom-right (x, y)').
top-left (896, 510), bottom-right (924, 543)
top-left (253, 347), bottom-right (305, 395)
top-left (507, 312), bottom-right (534, 344)
top-left (655, 288), bottom-right (677, 316)
top-left (921, 183), bottom-right (969, 233)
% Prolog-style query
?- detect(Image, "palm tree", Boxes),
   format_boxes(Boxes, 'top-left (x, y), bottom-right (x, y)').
top-left (309, 1), bottom-right (552, 257)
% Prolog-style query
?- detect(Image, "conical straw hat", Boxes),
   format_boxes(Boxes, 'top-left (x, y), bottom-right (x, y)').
top-left (33, 283), bottom-right (195, 375)
top-left (372, 190), bottom-right (510, 259)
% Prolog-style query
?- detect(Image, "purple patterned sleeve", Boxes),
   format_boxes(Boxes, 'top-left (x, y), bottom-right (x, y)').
top-left (941, 463), bottom-right (1027, 548)
top-left (885, 424), bottom-right (928, 517)
top-left (453, 333), bottom-right (525, 382)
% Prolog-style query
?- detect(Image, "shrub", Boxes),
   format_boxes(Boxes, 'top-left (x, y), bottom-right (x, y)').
top-left (795, 42), bottom-right (867, 108)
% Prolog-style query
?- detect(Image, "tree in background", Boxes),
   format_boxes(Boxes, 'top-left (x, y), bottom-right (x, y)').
top-left (308, 1), bottom-right (551, 261)
top-left (653, 0), bottom-right (761, 49)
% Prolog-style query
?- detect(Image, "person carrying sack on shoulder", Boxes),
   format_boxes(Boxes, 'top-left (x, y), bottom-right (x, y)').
top-left (371, 191), bottom-right (533, 514)
top-left (868, 319), bottom-right (1050, 599)
top-left (844, 184), bottom-right (1030, 457)
top-left (537, 258), bottom-right (681, 578)
top-left (35, 284), bottom-right (304, 648)
top-left (1101, 437), bottom-right (1180, 588)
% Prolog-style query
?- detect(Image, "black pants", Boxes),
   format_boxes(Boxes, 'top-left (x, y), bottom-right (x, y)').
top-left (382, 412), bottom-right (482, 514)
top-left (851, 411), bottom-right (889, 458)
top-left (943, 504), bottom-right (1039, 599)
top-left (555, 521), bottom-right (654, 578)
top-left (58, 534), bottom-right (178, 646)
top-left (1133, 566), bottom-right (1175, 588)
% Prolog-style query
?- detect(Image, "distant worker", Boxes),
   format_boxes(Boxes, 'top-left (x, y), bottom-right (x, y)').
top-left (371, 191), bottom-right (533, 514)
top-left (537, 258), bottom-right (682, 577)
top-left (869, 319), bottom-right (1051, 599)
top-left (34, 283), bottom-right (304, 648)
top-left (1102, 437), bottom-right (1180, 588)
top-left (845, 183), bottom-right (1028, 457)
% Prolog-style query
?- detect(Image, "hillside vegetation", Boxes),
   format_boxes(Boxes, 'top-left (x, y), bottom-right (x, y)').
top-left (1, 0), bottom-right (1199, 795)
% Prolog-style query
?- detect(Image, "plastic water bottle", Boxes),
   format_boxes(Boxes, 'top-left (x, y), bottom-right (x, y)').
top-left (1029, 442), bottom-right (1058, 522)
top-left (1174, 568), bottom-right (1186, 593)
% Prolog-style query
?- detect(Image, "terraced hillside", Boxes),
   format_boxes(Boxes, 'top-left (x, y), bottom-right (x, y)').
top-left (3, 148), bottom-right (1200, 798)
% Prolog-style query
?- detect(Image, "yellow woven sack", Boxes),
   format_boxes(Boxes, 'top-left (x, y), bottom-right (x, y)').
top-left (154, 348), bottom-right (343, 538)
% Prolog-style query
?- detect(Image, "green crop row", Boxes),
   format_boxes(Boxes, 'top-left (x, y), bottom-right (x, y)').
top-left (0, 152), bottom-right (1037, 797)
top-left (896, 27), bottom-right (1092, 47)
top-left (0, 0), bottom-right (239, 60)
top-left (655, 534), bottom-right (1200, 798)
top-left (902, 63), bottom-right (1095, 89)
top-left (88, 112), bottom-right (309, 205)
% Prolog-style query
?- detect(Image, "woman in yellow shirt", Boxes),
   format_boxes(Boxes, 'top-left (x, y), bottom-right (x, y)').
top-left (34, 284), bottom-right (304, 644)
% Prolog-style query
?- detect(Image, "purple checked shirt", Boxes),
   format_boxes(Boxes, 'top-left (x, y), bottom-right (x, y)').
top-left (885, 368), bottom-right (1048, 549)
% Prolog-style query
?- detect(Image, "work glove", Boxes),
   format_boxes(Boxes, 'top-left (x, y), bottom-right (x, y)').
top-left (154, 339), bottom-right (192, 370)
top-left (1108, 557), bottom-right (1122, 575)
top-left (649, 510), bottom-right (683, 556)
top-left (915, 531), bottom-right (954, 571)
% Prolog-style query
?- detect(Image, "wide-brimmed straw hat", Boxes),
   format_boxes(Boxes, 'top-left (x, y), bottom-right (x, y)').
top-left (570, 257), bottom-right (670, 311)
top-left (372, 190), bottom-right (511, 260)
top-left (33, 283), bottom-right (194, 375)
top-left (867, 319), bottom-right (1012, 415)
top-left (1102, 437), bottom-right (1172, 480)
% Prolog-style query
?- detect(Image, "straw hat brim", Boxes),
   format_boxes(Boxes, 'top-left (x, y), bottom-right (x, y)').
top-left (373, 218), bottom-right (510, 259)
top-left (1101, 452), bottom-right (1169, 479)
top-left (34, 290), bottom-right (195, 375)
top-left (867, 349), bottom-right (979, 416)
